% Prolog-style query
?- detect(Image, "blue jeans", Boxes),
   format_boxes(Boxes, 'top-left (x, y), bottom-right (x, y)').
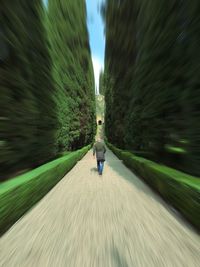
top-left (97, 160), bottom-right (104, 174)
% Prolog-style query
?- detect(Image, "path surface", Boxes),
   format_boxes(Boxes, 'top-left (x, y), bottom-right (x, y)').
top-left (0, 149), bottom-right (200, 267)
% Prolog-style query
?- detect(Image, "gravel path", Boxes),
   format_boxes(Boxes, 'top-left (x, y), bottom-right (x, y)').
top-left (0, 149), bottom-right (199, 267)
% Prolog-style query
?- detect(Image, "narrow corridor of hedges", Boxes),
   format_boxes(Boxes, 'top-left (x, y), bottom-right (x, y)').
top-left (0, 0), bottom-right (96, 179)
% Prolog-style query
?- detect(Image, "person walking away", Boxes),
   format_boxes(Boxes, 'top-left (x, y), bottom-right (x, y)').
top-left (93, 138), bottom-right (106, 175)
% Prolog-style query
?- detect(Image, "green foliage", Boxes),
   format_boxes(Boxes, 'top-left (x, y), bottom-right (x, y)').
top-left (107, 142), bottom-right (200, 230)
top-left (0, 0), bottom-right (96, 178)
top-left (165, 145), bottom-right (186, 154)
top-left (103, 0), bottom-right (200, 176)
top-left (0, 0), bottom-right (57, 176)
top-left (47, 0), bottom-right (96, 151)
top-left (0, 145), bottom-right (90, 236)
top-left (99, 70), bottom-right (106, 96)
top-left (103, 0), bottom-right (138, 147)
top-left (96, 94), bottom-right (105, 120)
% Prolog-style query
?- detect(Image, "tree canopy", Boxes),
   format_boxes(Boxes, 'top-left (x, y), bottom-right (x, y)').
top-left (0, 0), bottom-right (96, 179)
top-left (102, 0), bottom-right (200, 176)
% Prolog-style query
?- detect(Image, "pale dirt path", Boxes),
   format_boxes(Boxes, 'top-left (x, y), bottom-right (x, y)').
top-left (0, 149), bottom-right (199, 267)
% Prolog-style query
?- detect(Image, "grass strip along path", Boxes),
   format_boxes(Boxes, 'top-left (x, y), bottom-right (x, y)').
top-left (106, 142), bottom-right (200, 230)
top-left (0, 147), bottom-right (200, 266)
top-left (0, 145), bottom-right (90, 236)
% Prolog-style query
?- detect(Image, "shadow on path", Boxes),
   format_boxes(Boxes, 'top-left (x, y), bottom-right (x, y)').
top-left (105, 149), bottom-right (155, 198)
top-left (90, 167), bottom-right (98, 173)
top-left (105, 148), bottom-right (197, 233)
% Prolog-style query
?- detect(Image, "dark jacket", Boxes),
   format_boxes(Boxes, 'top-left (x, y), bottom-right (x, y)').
top-left (93, 141), bottom-right (106, 161)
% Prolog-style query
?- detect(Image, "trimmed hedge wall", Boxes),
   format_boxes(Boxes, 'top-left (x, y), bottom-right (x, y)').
top-left (106, 142), bottom-right (200, 230)
top-left (0, 145), bottom-right (90, 236)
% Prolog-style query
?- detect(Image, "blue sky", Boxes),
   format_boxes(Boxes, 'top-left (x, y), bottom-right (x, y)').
top-left (43, 0), bottom-right (105, 92)
top-left (86, 0), bottom-right (105, 63)
top-left (86, 0), bottom-right (105, 92)
top-left (43, 0), bottom-right (48, 6)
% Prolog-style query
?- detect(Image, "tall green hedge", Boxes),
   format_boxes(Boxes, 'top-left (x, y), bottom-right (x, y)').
top-left (107, 142), bottom-right (200, 230)
top-left (0, 0), bottom-right (96, 179)
top-left (47, 0), bottom-right (96, 152)
top-left (0, 0), bottom-right (57, 177)
top-left (0, 145), bottom-right (91, 236)
top-left (102, 0), bottom-right (200, 176)
top-left (102, 0), bottom-right (137, 148)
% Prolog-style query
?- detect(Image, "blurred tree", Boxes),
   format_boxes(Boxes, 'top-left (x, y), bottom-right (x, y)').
top-left (0, 0), bottom-right (57, 176)
top-left (47, 0), bottom-right (96, 151)
top-left (99, 70), bottom-right (105, 96)
top-left (182, 0), bottom-right (200, 175)
top-left (126, 0), bottom-right (183, 157)
top-left (102, 0), bottom-right (137, 148)
top-left (0, 0), bottom-right (96, 179)
top-left (102, 0), bottom-right (200, 176)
